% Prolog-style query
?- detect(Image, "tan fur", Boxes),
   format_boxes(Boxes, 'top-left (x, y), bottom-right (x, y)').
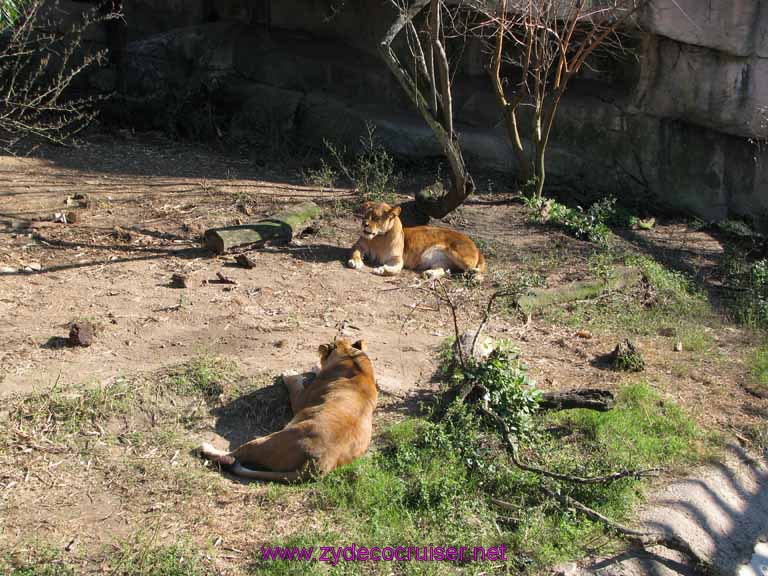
top-left (347, 202), bottom-right (486, 277)
top-left (199, 339), bottom-right (377, 482)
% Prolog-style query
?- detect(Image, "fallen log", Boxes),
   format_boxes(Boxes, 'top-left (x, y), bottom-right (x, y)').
top-left (204, 201), bottom-right (321, 254)
top-left (539, 388), bottom-right (615, 412)
top-left (517, 266), bottom-right (642, 316)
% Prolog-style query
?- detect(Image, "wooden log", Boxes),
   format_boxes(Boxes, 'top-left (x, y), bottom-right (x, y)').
top-left (517, 266), bottom-right (642, 316)
top-left (204, 201), bottom-right (321, 254)
top-left (538, 389), bottom-right (615, 412)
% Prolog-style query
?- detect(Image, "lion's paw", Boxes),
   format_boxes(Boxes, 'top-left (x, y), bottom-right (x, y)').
top-left (347, 259), bottom-right (363, 270)
top-left (371, 266), bottom-right (386, 276)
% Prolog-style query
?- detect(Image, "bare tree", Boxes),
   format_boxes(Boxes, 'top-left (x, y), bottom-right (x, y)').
top-left (379, 0), bottom-right (475, 219)
top-left (0, 0), bottom-right (116, 152)
top-left (480, 0), bottom-right (648, 198)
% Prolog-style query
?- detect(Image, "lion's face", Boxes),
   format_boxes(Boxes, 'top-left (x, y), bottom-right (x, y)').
top-left (360, 202), bottom-right (402, 239)
top-left (318, 339), bottom-right (367, 368)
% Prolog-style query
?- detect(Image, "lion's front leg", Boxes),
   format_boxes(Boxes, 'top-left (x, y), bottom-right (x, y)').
top-left (347, 243), bottom-right (365, 270)
top-left (372, 258), bottom-right (404, 276)
top-left (282, 370), bottom-right (307, 414)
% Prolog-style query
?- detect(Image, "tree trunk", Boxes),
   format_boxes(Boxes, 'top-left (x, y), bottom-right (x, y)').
top-left (203, 201), bottom-right (320, 254)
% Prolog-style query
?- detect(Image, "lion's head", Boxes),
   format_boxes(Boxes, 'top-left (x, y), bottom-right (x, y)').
top-left (318, 338), bottom-right (368, 368)
top-left (359, 202), bottom-right (402, 239)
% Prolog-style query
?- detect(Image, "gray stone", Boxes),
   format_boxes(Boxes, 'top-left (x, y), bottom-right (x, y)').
top-left (639, 0), bottom-right (761, 57)
top-left (635, 37), bottom-right (768, 138)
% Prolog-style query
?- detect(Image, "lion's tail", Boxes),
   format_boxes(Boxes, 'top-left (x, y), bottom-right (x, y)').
top-left (199, 443), bottom-right (303, 483)
top-left (230, 463), bottom-right (303, 483)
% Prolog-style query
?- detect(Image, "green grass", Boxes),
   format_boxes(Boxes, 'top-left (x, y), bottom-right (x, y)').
top-left (8, 377), bottom-right (135, 439)
top-left (2, 540), bottom-right (212, 576)
top-left (166, 355), bottom-right (238, 397)
top-left (748, 345), bottom-right (768, 394)
top-left (255, 380), bottom-right (711, 574)
top-left (540, 254), bottom-right (716, 338)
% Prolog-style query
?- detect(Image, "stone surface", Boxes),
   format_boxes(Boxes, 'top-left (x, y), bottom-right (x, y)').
top-left (639, 0), bottom-right (762, 57)
top-left (69, 322), bottom-right (95, 347)
top-left (110, 1), bottom-right (768, 229)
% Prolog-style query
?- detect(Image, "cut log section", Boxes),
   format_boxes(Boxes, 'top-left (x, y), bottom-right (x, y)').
top-left (517, 266), bottom-right (642, 316)
top-left (204, 201), bottom-right (321, 254)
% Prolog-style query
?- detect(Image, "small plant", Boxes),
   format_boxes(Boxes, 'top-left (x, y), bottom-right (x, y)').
top-left (526, 196), bottom-right (616, 245)
top-left (610, 339), bottom-right (645, 372)
top-left (0, 0), bottom-right (114, 151)
top-left (301, 159), bottom-right (336, 190)
top-left (734, 259), bottom-right (768, 328)
top-left (321, 123), bottom-right (400, 205)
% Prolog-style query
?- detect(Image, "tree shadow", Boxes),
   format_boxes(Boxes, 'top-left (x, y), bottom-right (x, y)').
top-left (587, 443), bottom-right (768, 575)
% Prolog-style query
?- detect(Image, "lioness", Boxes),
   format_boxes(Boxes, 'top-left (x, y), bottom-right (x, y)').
top-left (347, 202), bottom-right (485, 277)
top-left (199, 338), bottom-right (377, 482)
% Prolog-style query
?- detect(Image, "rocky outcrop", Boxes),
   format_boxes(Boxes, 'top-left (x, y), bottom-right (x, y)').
top-left (110, 0), bottom-right (768, 229)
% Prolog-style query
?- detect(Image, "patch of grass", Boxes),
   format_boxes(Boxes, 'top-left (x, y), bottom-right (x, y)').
top-left (1, 543), bottom-right (75, 576)
top-left (166, 356), bottom-right (238, 397)
top-left (748, 345), bottom-right (768, 394)
top-left (547, 383), bottom-right (713, 472)
top-left (2, 539), bottom-right (212, 576)
top-left (8, 378), bottom-right (134, 439)
top-left (541, 254), bottom-right (716, 337)
top-left (296, 347), bottom-right (711, 573)
top-left (108, 540), bottom-right (213, 576)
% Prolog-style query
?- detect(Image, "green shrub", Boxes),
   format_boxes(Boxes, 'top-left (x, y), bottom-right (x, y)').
top-left (525, 196), bottom-right (616, 245)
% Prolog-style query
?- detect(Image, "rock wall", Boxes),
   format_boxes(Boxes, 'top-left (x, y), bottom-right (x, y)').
top-left (112, 0), bottom-right (768, 228)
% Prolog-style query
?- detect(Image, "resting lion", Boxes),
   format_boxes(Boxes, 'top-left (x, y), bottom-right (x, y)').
top-left (347, 202), bottom-right (485, 277)
top-left (199, 339), bottom-right (377, 482)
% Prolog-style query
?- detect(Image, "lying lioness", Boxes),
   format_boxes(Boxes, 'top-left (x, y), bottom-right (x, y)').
top-left (347, 202), bottom-right (485, 277)
top-left (199, 338), bottom-right (377, 482)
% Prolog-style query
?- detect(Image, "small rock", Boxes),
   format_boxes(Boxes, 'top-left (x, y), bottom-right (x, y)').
top-left (551, 562), bottom-right (587, 576)
top-left (674, 341), bottom-right (683, 352)
top-left (658, 327), bottom-right (676, 337)
top-left (68, 322), bottom-right (95, 347)
top-left (53, 212), bottom-right (68, 224)
top-left (234, 254), bottom-right (256, 269)
top-left (0, 266), bottom-right (18, 274)
top-left (274, 339), bottom-right (289, 349)
top-left (170, 273), bottom-right (188, 289)
top-left (65, 211), bottom-right (79, 224)
top-left (24, 262), bottom-right (42, 272)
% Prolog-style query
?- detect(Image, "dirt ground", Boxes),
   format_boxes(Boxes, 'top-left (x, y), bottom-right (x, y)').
top-left (1, 132), bottom-right (766, 573)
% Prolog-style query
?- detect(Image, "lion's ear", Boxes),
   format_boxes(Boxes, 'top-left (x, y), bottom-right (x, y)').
top-left (359, 201), bottom-right (376, 215)
top-left (318, 344), bottom-right (332, 361)
top-left (352, 339), bottom-right (367, 352)
top-left (389, 206), bottom-right (402, 218)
